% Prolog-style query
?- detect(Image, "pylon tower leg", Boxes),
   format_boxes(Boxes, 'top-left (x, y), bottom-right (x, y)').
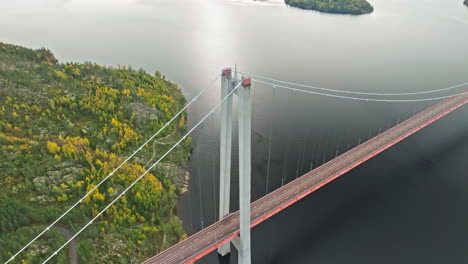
top-left (238, 77), bottom-right (252, 264)
top-left (218, 68), bottom-right (233, 256)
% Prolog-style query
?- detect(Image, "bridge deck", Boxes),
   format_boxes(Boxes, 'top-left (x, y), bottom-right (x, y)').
top-left (144, 92), bottom-right (468, 264)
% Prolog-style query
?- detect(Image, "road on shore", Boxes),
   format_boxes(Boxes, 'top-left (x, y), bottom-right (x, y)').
top-left (53, 226), bottom-right (78, 264)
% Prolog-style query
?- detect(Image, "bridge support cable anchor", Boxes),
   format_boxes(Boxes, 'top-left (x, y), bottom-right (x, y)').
top-left (218, 68), bottom-right (234, 256)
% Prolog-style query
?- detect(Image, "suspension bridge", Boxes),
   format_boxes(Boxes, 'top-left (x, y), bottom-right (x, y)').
top-left (5, 67), bottom-right (468, 264)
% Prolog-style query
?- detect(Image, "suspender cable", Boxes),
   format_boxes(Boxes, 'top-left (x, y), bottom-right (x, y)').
top-left (252, 79), bottom-right (468, 103)
top-left (265, 85), bottom-right (275, 195)
top-left (4, 73), bottom-right (221, 264)
top-left (40, 81), bottom-right (242, 264)
top-left (241, 72), bottom-right (468, 96)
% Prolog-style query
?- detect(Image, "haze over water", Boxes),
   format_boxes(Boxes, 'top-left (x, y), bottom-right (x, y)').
top-left (2, 0), bottom-right (468, 263)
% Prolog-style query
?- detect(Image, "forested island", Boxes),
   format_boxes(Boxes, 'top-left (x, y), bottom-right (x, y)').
top-left (0, 42), bottom-right (190, 263)
top-left (285, 0), bottom-right (374, 15)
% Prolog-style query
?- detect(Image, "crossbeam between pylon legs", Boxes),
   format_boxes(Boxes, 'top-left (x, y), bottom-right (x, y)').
top-left (218, 68), bottom-right (233, 256)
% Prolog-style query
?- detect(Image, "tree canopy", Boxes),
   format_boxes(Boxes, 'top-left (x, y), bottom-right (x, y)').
top-left (0, 42), bottom-right (190, 263)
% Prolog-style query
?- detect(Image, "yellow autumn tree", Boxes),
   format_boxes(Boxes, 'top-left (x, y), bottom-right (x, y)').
top-left (178, 115), bottom-right (185, 129)
top-left (47, 141), bottom-right (61, 154)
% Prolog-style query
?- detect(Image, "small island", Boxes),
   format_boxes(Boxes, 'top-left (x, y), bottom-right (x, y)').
top-left (285, 0), bottom-right (374, 15)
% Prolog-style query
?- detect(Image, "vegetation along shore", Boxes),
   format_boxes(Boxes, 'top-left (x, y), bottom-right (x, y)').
top-left (0, 42), bottom-right (191, 263)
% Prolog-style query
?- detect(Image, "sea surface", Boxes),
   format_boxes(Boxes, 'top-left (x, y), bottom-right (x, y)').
top-left (1, 0), bottom-right (468, 263)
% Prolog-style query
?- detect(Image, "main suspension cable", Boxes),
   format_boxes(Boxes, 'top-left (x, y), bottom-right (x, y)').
top-left (241, 71), bottom-right (468, 96)
top-left (253, 79), bottom-right (468, 103)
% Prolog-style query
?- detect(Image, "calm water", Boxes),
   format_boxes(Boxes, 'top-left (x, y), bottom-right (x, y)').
top-left (2, 0), bottom-right (468, 263)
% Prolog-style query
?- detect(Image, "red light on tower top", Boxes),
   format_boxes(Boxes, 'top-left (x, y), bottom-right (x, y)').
top-left (222, 68), bottom-right (232, 76)
top-left (242, 77), bottom-right (251, 87)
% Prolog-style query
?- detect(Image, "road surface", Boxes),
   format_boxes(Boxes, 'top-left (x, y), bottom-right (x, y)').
top-left (53, 226), bottom-right (78, 264)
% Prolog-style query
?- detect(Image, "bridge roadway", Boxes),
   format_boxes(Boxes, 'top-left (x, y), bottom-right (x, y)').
top-left (144, 91), bottom-right (468, 264)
